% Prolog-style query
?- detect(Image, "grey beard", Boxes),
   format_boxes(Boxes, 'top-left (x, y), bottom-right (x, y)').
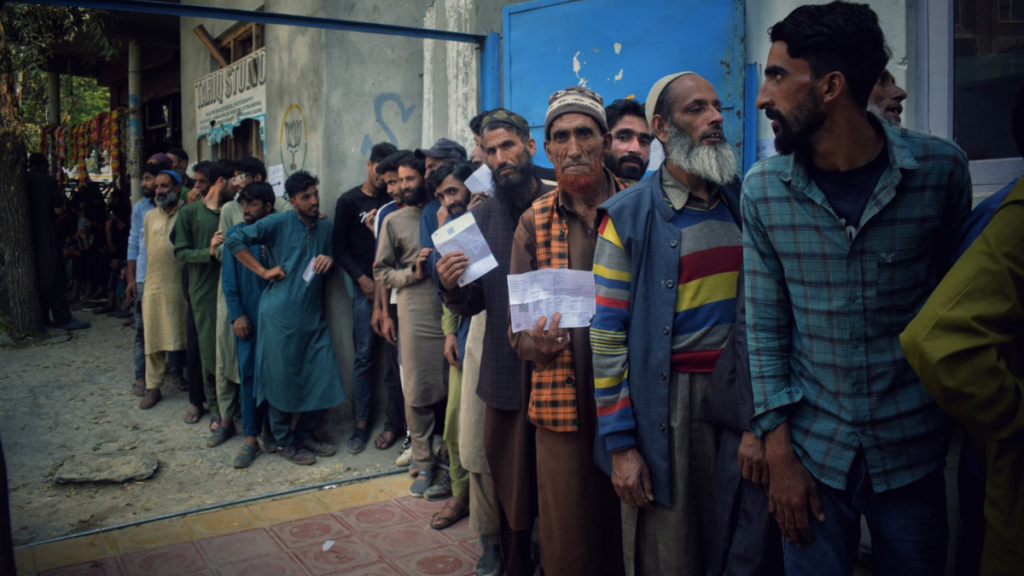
top-left (665, 123), bottom-right (738, 186)
top-left (867, 103), bottom-right (900, 126)
top-left (155, 191), bottom-right (179, 208)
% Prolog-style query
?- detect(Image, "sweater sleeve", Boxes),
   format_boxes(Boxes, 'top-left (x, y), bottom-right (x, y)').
top-left (591, 213), bottom-right (638, 452)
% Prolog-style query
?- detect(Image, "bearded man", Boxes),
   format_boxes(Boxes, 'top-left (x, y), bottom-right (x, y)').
top-left (603, 98), bottom-right (653, 181)
top-left (509, 86), bottom-right (627, 575)
top-left (438, 109), bottom-right (553, 576)
top-left (867, 68), bottom-right (907, 126)
top-left (591, 72), bottom-right (743, 575)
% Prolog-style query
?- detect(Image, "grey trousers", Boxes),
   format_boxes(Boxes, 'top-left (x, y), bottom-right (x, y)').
top-left (623, 372), bottom-right (719, 576)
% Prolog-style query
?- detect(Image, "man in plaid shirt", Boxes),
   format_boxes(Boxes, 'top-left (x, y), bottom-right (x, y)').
top-left (746, 3), bottom-right (971, 574)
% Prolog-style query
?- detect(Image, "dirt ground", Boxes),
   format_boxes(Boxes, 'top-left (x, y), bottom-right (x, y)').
top-left (0, 310), bottom-right (402, 547)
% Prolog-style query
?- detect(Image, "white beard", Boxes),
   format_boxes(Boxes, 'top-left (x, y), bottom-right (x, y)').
top-left (665, 123), bottom-right (738, 186)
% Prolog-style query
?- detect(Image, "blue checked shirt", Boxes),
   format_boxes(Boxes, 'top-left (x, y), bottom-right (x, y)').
top-left (742, 121), bottom-right (972, 492)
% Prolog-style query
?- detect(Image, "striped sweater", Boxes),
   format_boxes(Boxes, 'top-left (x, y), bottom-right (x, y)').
top-left (592, 192), bottom-right (741, 443)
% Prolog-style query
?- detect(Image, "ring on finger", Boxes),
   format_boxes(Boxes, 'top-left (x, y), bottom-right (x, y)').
top-left (556, 336), bottom-right (564, 343)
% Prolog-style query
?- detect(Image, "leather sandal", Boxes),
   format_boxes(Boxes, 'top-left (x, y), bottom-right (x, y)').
top-left (429, 495), bottom-right (469, 530)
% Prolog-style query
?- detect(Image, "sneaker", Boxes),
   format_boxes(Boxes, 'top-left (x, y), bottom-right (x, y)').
top-left (436, 444), bottom-right (450, 471)
top-left (279, 443), bottom-right (317, 466)
top-left (346, 426), bottom-right (369, 454)
top-left (396, 445), bottom-right (413, 467)
top-left (233, 444), bottom-right (261, 468)
top-left (138, 388), bottom-right (162, 410)
top-left (476, 534), bottom-right (503, 576)
top-left (260, 431), bottom-right (279, 454)
top-left (57, 318), bottom-right (90, 331)
top-left (301, 434), bottom-right (336, 457)
top-left (424, 469), bottom-right (452, 501)
top-left (410, 470), bottom-right (433, 498)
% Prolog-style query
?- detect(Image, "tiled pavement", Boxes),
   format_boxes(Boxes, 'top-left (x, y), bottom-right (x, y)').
top-left (14, 473), bottom-right (483, 576)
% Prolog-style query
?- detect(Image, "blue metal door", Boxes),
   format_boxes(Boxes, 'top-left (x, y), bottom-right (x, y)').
top-left (502, 0), bottom-right (746, 169)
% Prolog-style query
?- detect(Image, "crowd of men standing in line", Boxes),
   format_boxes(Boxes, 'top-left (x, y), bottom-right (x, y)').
top-left (18, 1), bottom-right (1024, 575)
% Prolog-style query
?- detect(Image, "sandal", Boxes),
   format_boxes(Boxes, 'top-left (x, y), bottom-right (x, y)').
top-left (374, 429), bottom-right (399, 450)
top-left (131, 381), bottom-right (146, 397)
top-left (183, 405), bottom-right (205, 424)
top-left (429, 495), bottom-right (469, 530)
top-left (169, 375), bottom-right (188, 392)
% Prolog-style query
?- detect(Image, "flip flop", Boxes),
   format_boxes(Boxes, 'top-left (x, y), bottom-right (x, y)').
top-left (131, 381), bottom-right (146, 397)
top-left (374, 429), bottom-right (399, 450)
top-left (429, 497), bottom-right (469, 530)
top-left (183, 405), bottom-right (205, 424)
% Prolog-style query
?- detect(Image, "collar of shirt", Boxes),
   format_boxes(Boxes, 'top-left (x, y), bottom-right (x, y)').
top-left (659, 163), bottom-right (721, 211)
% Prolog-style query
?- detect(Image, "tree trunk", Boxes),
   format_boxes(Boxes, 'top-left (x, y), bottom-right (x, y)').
top-left (0, 14), bottom-right (44, 336)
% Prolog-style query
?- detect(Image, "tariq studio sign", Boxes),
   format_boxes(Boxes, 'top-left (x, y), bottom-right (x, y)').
top-left (195, 47), bottom-right (267, 140)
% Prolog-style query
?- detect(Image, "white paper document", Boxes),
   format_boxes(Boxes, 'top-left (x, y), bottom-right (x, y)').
top-left (430, 213), bottom-right (497, 287)
top-left (464, 164), bottom-right (494, 194)
top-left (507, 268), bottom-right (596, 333)
top-left (302, 256), bottom-right (316, 284)
top-left (268, 164), bottom-right (285, 197)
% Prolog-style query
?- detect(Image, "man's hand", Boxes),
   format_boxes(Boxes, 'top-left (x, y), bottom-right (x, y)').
top-left (364, 208), bottom-right (378, 233)
top-left (436, 251), bottom-right (468, 291)
top-left (261, 266), bottom-right (286, 281)
top-left (313, 255), bottom-right (333, 274)
top-left (357, 276), bottom-right (376, 301)
top-left (233, 316), bottom-right (253, 340)
top-left (210, 231), bottom-right (225, 256)
top-left (765, 425), bottom-right (825, 547)
top-left (468, 191), bottom-right (489, 210)
top-left (738, 430), bottom-right (770, 494)
top-left (437, 206), bottom-right (449, 228)
top-left (414, 248), bottom-right (433, 280)
top-left (611, 448), bottom-right (654, 509)
top-left (187, 187), bottom-right (202, 204)
top-left (126, 279), bottom-right (137, 300)
top-left (109, 259), bottom-right (121, 270)
top-left (530, 313), bottom-right (572, 362)
top-left (381, 313), bottom-right (397, 346)
top-left (444, 333), bottom-right (462, 369)
top-left (370, 304), bottom-right (383, 337)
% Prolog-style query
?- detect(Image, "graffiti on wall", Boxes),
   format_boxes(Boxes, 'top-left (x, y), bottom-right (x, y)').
top-left (280, 104), bottom-right (307, 175)
top-left (360, 92), bottom-right (416, 156)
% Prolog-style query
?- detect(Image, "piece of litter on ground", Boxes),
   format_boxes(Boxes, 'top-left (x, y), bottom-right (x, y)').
top-left (322, 540), bottom-right (334, 551)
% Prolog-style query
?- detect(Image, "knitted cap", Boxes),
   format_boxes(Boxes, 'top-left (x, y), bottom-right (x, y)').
top-left (645, 72), bottom-right (697, 127)
top-left (544, 86), bottom-right (608, 139)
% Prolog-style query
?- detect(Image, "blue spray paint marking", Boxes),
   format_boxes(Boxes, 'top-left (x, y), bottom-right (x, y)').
top-left (361, 93), bottom-right (416, 156)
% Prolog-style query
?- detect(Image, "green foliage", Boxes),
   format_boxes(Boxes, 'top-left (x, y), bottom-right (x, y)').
top-left (2, 4), bottom-right (116, 150)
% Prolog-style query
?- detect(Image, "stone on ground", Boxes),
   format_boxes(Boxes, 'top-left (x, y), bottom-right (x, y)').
top-left (55, 453), bottom-right (159, 483)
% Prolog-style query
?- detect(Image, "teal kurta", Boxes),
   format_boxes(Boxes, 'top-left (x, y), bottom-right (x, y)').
top-left (224, 211), bottom-right (344, 412)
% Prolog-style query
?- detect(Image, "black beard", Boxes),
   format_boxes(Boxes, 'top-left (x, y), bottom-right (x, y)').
top-left (766, 88), bottom-right (825, 156)
top-left (404, 182), bottom-right (428, 207)
top-left (604, 153), bottom-right (647, 181)
top-left (494, 158), bottom-right (536, 221)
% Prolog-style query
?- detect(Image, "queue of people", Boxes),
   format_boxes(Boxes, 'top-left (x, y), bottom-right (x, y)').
top-left (23, 2), bottom-right (1022, 575)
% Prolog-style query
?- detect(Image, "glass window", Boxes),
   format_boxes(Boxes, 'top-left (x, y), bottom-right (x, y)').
top-left (954, 0), bottom-right (1024, 160)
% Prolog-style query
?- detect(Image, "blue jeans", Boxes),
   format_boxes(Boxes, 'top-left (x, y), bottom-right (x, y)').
top-left (351, 287), bottom-right (375, 424)
top-left (783, 451), bottom-right (948, 576)
top-left (133, 281), bottom-right (181, 381)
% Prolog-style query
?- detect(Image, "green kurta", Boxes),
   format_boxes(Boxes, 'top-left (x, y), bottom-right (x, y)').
top-left (224, 210), bottom-right (344, 412)
top-left (901, 181), bottom-right (1024, 574)
top-left (173, 200), bottom-right (222, 408)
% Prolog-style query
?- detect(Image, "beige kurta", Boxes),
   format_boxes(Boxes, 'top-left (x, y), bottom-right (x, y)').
top-left (373, 206), bottom-right (446, 408)
top-left (459, 311), bottom-right (490, 474)
top-left (214, 198), bottom-right (293, 385)
top-left (142, 204), bottom-right (187, 355)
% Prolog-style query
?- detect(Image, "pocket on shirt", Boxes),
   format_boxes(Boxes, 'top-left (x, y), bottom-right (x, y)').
top-left (872, 245), bottom-right (931, 316)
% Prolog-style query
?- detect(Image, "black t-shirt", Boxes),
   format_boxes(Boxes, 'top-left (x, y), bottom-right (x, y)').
top-left (331, 184), bottom-right (392, 281)
top-left (810, 143), bottom-right (889, 240)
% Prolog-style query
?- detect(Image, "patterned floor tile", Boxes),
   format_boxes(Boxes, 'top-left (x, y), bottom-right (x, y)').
top-left (270, 513), bottom-right (352, 550)
top-left (428, 515), bottom-right (476, 544)
top-left (37, 557), bottom-right (122, 576)
top-left (313, 483), bottom-right (390, 512)
top-left (120, 541), bottom-right (208, 576)
top-left (33, 534), bottom-right (116, 572)
top-left (109, 518), bottom-right (192, 555)
top-left (360, 520), bottom-right (452, 560)
top-left (323, 562), bottom-right (405, 576)
top-left (247, 494), bottom-right (327, 526)
top-left (458, 538), bottom-right (482, 560)
top-left (292, 537), bottom-right (382, 575)
top-left (194, 528), bottom-right (282, 567)
top-left (182, 507), bottom-right (261, 540)
top-left (389, 545), bottom-right (477, 576)
top-left (334, 501), bottom-right (414, 533)
top-left (392, 497), bottom-right (446, 520)
top-left (212, 551), bottom-right (306, 576)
